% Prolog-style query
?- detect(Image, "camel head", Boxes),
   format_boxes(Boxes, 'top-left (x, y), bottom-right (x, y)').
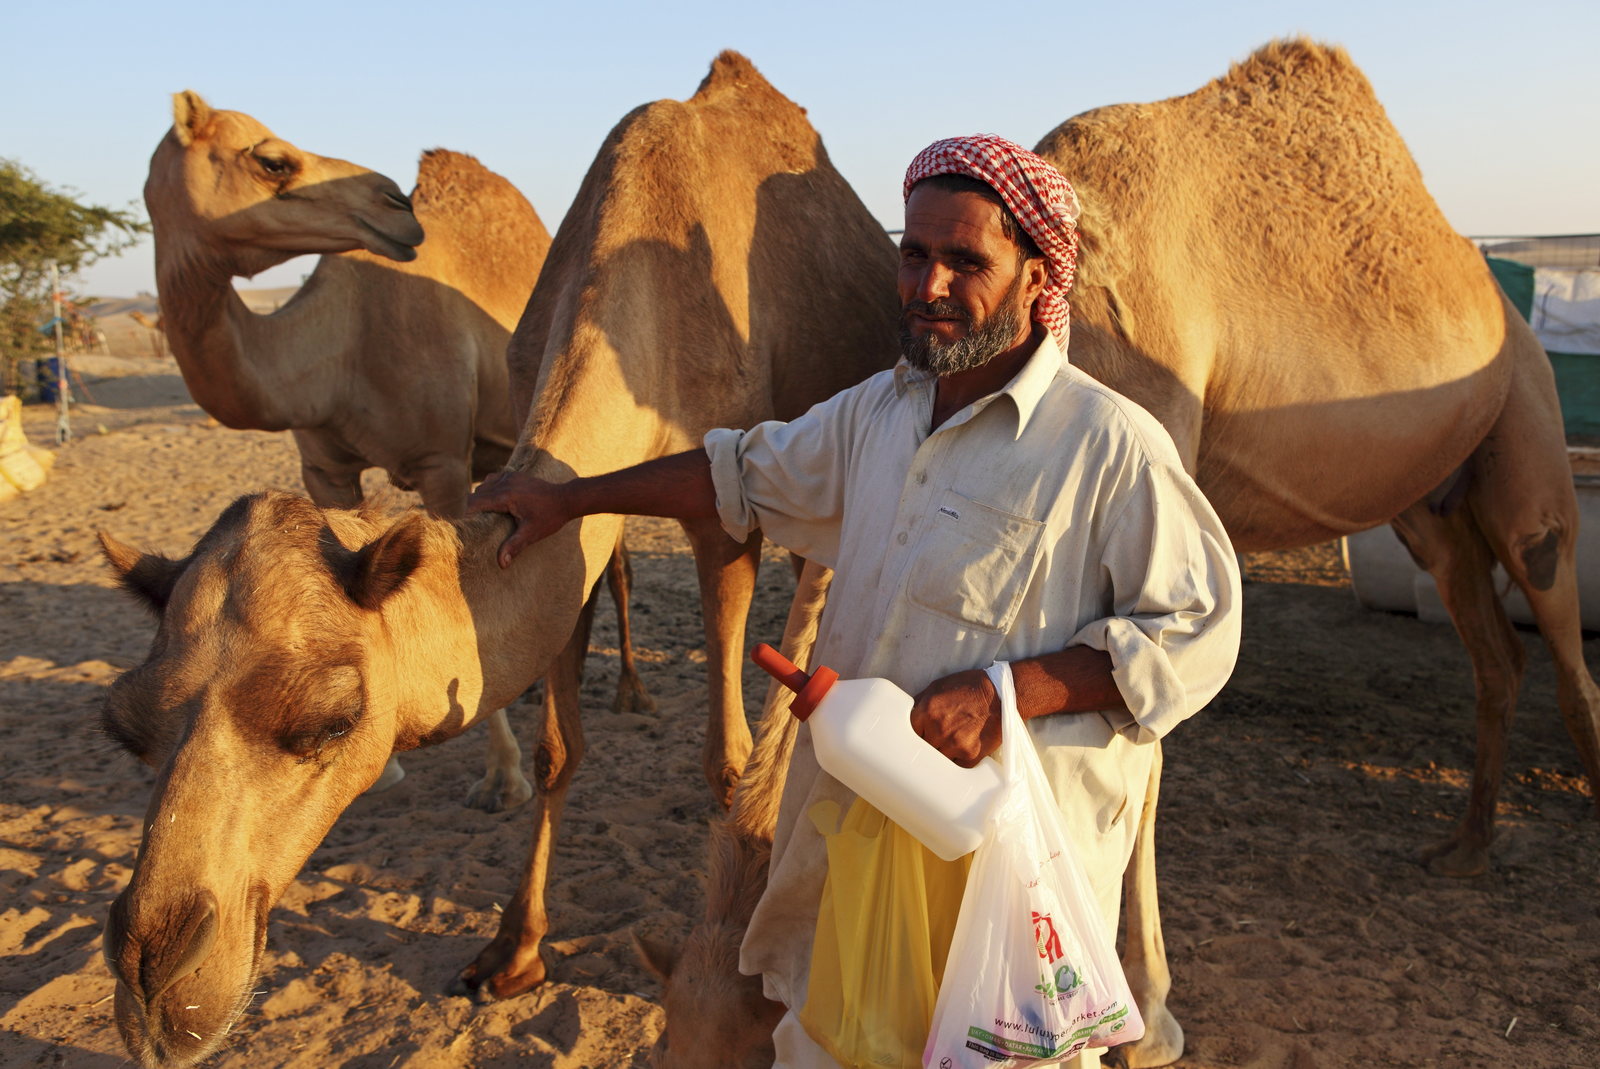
top-left (635, 822), bottom-right (786, 1068)
top-left (94, 491), bottom-right (460, 1068)
top-left (144, 90), bottom-right (424, 280)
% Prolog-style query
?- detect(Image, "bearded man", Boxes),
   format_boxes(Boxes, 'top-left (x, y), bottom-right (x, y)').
top-left (469, 135), bottom-right (1241, 1068)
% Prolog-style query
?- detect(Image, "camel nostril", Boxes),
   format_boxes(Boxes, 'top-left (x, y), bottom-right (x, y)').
top-left (138, 891), bottom-right (220, 1009)
top-left (383, 189), bottom-right (414, 214)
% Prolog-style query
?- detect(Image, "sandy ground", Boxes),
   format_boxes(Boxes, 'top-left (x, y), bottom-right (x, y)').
top-left (2, 386), bottom-right (1598, 1068)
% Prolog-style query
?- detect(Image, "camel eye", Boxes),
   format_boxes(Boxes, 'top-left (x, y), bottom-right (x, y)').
top-left (256, 155), bottom-right (291, 176)
top-left (283, 716), bottom-right (357, 760)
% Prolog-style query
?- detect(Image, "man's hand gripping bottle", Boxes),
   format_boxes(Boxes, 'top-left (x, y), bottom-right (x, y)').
top-left (752, 643), bottom-right (1004, 860)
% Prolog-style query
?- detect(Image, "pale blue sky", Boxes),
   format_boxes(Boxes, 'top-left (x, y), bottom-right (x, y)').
top-left (5, 0), bottom-right (1596, 297)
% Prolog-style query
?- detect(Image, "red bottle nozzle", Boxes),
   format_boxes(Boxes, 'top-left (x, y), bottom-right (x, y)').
top-left (751, 642), bottom-right (838, 722)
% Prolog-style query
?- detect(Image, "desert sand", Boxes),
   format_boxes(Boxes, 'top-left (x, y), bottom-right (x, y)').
top-left (2, 368), bottom-right (1597, 1068)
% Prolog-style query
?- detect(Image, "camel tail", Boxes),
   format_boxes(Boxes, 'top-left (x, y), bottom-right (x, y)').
top-left (726, 559), bottom-right (833, 844)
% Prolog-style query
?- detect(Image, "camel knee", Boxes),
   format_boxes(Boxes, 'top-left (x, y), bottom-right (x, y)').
top-left (532, 738), bottom-right (581, 795)
top-left (1513, 526), bottom-right (1565, 592)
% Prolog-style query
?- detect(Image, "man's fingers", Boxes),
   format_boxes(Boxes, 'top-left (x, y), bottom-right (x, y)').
top-left (497, 517), bottom-right (542, 568)
top-left (468, 471), bottom-right (527, 514)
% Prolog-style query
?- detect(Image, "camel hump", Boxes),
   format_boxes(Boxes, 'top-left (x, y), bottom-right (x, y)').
top-left (692, 50), bottom-right (773, 101)
top-left (412, 149), bottom-right (527, 219)
top-left (615, 51), bottom-right (816, 184)
top-left (408, 148), bottom-right (551, 276)
top-left (1219, 36), bottom-right (1365, 96)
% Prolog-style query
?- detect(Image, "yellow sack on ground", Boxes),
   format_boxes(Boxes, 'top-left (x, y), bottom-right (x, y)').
top-left (800, 797), bottom-right (972, 1069)
top-left (0, 395), bottom-right (51, 495)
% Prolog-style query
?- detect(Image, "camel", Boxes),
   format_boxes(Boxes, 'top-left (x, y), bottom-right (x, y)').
top-left (1035, 38), bottom-right (1598, 882)
top-left (637, 37), bottom-right (1600, 1069)
top-left (143, 93), bottom-right (654, 805)
top-left (145, 91), bottom-right (531, 516)
top-left (94, 52), bottom-right (899, 1066)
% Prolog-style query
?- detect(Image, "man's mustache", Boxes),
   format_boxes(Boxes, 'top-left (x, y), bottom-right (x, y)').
top-left (901, 299), bottom-right (973, 325)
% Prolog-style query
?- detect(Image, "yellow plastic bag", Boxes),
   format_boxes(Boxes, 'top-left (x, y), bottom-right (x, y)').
top-left (800, 797), bottom-right (972, 1069)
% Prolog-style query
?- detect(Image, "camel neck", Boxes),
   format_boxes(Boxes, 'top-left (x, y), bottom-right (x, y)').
top-left (155, 236), bottom-right (352, 431)
top-left (384, 509), bottom-right (629, 744)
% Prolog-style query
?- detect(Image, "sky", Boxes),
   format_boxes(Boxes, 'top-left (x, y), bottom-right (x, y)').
top-left (4, 0), bottom-right (1597, 298)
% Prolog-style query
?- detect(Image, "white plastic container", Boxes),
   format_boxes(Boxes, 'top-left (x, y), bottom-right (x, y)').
top-left (752, 643), bottom-right (1004, 861)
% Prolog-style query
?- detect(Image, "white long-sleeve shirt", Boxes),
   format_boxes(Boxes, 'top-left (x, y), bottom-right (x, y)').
top-left (704, 328), bottom-right (1241, 1013)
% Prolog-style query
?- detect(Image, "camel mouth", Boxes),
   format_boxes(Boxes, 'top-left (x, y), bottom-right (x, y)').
top-left (356, 215), bottom-right (422, 263)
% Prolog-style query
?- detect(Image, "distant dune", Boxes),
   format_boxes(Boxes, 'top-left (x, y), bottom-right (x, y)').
top-left (82, 287), bottom-right (301, 359)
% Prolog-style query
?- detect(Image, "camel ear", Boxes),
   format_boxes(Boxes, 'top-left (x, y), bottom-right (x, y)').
top-left (172, 90), bottom-right (212, 147)
top-left (99, 531), bottom-right (186, 614)
top-left (632, 932), bottom-right (678, 981)
top-left (323, 516), bottom-right (426, 611)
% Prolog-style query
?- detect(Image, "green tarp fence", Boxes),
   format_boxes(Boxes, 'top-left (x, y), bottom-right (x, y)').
top-left (1488, 256), bottom-right (1599, 436)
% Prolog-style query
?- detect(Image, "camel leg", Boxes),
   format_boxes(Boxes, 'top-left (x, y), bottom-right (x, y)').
top-left (1114, 740), bottom-right (1182, 1068)
top-left (607, 534), bottom-right (655, 713)
top-left (1391, 500), bottom-right (1526, 877)
top-left (1463, 336), bottom-right (1600, 817)
top-left (399, 453), bottom-right (474, 521)
top-left (681, 517), bottom-right (763, 810)
top-left (463, 708), bottom-right (534, 813)
top-left (452, 581), bottom-right (600, 1001)
top-left (291, 429), bottom-right (366, 509)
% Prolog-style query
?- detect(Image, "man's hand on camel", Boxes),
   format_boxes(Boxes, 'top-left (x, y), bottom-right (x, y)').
top-left (911, 669), bottom-right (1002, 767)
top-left (467, 472), bottom-right (573, 568)
top-left (467, 450), bottom-right (721, 569)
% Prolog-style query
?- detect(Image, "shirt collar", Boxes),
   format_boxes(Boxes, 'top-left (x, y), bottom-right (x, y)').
top-left (892, 328), bottom-right (1065, 441)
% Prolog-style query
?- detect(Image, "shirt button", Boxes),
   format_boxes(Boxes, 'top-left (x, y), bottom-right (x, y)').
top-left (897, 532), bottom-right (908, 545)
top-left (917, 473), bottom-right (927, 485)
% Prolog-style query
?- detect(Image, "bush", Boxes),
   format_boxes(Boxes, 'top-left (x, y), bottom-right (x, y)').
top-left (0, 158), bottom-right (146, 395)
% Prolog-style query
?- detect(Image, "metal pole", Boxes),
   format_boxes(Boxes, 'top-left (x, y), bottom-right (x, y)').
top-left (51, 261), bottom-right (70, 444)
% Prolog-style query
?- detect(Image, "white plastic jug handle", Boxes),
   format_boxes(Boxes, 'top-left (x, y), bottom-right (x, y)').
top-left (983, 661), bottom-right (1026, 793)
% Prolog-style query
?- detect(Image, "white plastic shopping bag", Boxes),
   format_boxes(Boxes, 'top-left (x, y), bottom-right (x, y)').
top-left (924, 662), bottom-right (1143, 1067)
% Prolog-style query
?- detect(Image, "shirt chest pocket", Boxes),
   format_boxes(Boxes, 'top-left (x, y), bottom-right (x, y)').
top-left (907, 490), bottom-right (1045, 634)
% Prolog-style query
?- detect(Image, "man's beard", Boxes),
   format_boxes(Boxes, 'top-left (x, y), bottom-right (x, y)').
top-left (898, 272), bottom-right (1027, 375)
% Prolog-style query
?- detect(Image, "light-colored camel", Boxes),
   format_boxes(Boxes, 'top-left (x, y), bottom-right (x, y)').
top-left (94, 52), bottom-right (899, 1066)
top-left (146, 90), bottom-right (531, 515)
top-left (1035, 38), bottom-right (1598, 882)
top-left (143, 93), bottom-right (655, 806)
top-left (636, 37), bottom-right (1600, 1069)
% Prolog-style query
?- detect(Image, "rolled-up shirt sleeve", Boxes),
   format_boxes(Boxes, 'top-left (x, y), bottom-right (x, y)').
top-left (1070, 459), bottom-right (1241, 743)
top-left (703, 386), bottom-right (867, 568)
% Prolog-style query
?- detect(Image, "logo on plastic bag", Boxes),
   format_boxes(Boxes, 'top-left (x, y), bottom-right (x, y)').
top-left (1032, 911), bottom-right (1063, 964)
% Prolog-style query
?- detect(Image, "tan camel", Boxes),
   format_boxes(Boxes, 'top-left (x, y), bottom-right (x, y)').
top-left (94, 53), bottom-right (898, 1066)
top-left (145, 90), bottom-right (530, 514)
top-left (143, 93), bottom-right (654, 805)
top-left (636, 37), bottom-right (1600, 1069)
top-left (1035, 38), bottom-right (1598, 881)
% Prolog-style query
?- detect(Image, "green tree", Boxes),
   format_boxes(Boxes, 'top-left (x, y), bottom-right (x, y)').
top-left (0, 158), bottom-right (147, 394)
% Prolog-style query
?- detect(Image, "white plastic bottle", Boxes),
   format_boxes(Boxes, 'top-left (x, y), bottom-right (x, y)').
top-left (752, 643), bottom-right (1005, 861)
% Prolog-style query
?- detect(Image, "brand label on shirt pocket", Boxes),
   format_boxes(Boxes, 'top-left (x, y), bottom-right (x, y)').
top-left (908, 490), bottom-right (1045, 633)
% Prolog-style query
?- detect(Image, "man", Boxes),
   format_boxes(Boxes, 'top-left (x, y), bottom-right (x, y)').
top-left (469, 135), bottom-right (1241, 1068)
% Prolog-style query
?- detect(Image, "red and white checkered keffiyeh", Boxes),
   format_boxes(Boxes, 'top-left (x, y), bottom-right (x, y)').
top-left (903, 134), bottom-right (1081, 343)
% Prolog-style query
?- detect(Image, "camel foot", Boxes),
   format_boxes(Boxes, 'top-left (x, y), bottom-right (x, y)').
top-left (450, 939), bottom-right (547, 1003)
top-left (365, 756), bottom-right (406, 794)
top-left (612, 669), bottom-right (656, 713)
top-left (1419, 834), bottom-right (1489, 878)
top-left (705, 763), bottom-right (743, 812)
top-left (464, 765), bottom-right (534, 814)
top-left (1118, 1001), bottom-right (1184, 1068)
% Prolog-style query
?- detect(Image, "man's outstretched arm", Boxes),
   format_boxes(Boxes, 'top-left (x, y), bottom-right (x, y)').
top-left (467, 450), bottom-right (717, 568)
